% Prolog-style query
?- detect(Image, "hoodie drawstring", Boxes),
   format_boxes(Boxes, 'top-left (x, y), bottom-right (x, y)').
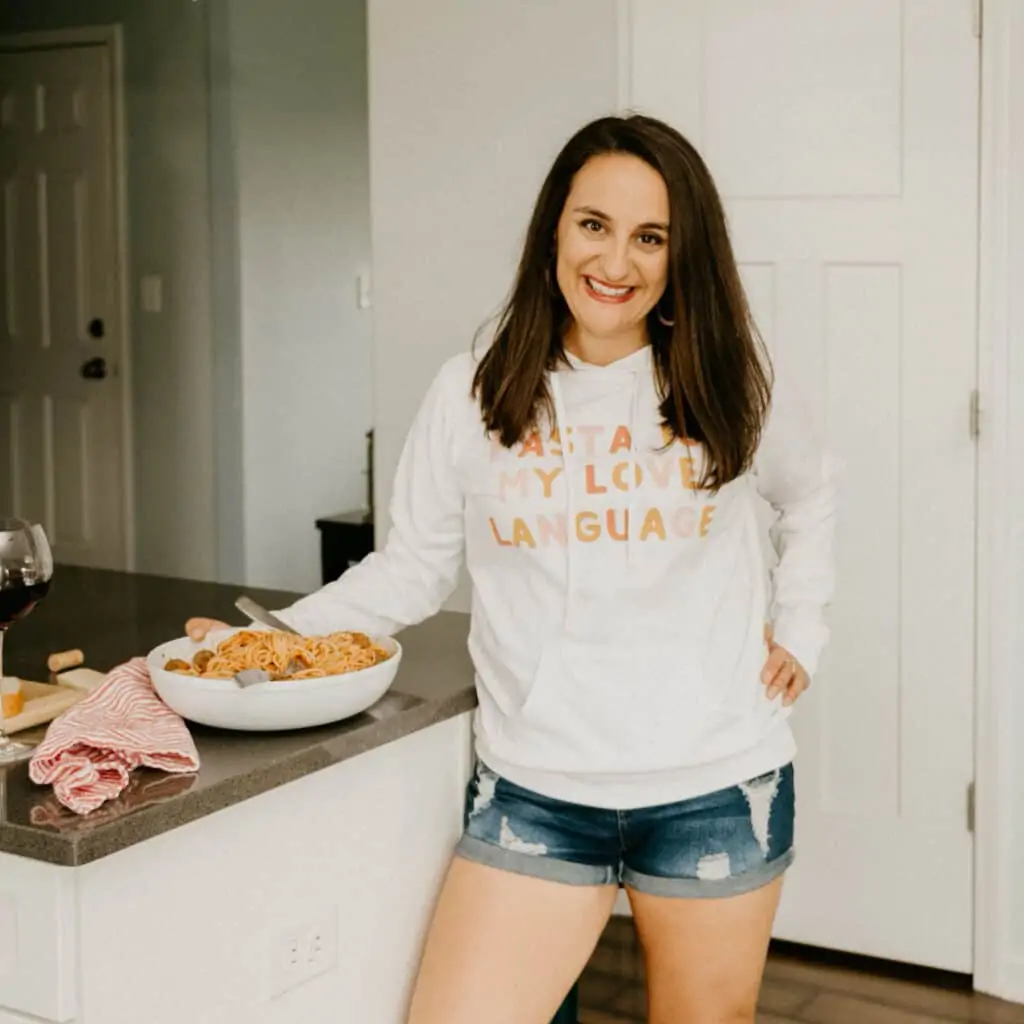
top-left (549, 367), bottom-right (645, 629)
top-left (549, 372), bottom-right (574, 629)
top-left (626, 368), bottom-right (641, 567)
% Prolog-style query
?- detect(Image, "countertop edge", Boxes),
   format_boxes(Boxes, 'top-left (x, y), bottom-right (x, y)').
top-left (1, 688), bottom-right (477, 867)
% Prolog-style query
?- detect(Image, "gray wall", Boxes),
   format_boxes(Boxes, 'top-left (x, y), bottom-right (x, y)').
top-left (0, 0), bottom-right (219, 581)
top-left (2, 0), bottom-right (374, 592)
top-left (206, 0), bottom-right (246, 587)
top-left (217, 0), bottom-right (373, 593)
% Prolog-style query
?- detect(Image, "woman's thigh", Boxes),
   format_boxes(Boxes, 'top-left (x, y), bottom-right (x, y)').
top-left (622, 764), bottom-right (796, 1022)
top-left (407, 856), bottom-right (617, 1024)
top-left (409, 762), bottom-right (625, 1024)
top-left (628, 875), bottom-right (784, 1023)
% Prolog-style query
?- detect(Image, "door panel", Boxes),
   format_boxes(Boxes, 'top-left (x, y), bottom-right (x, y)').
top-left (0, 42), bottom-right (126, 568)
top-left (630, 0), bottom-right (978, 970)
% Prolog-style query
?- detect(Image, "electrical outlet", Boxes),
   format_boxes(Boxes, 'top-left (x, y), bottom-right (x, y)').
top-left (269, 908), bottom-right (338, 997)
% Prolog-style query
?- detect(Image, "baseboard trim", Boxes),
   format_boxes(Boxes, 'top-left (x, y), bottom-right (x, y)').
top-left (768, 940), bottom-right (972, 992)
top-left (979, 955), bottom-right (1024, 1005)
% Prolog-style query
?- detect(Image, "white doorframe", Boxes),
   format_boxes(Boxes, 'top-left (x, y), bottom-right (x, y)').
top-left (973, 0), bottom-right (1024, 1004)
top-left (0, 25), bottom-right (135, 571)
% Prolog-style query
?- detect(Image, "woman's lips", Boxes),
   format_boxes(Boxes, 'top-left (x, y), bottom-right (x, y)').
top-left (584, 276), bottom-right (636, 304)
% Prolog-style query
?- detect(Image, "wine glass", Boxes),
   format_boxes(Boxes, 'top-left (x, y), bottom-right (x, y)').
top-left (0, 519), bottom-right (54, 764)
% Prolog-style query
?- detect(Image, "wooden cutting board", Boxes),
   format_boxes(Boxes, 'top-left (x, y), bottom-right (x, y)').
top-left (2, 669), bottom-right (106, 735)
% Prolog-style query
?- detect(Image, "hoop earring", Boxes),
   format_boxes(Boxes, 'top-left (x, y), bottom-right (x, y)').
top-left (656, 298), bottom-right (675, 327)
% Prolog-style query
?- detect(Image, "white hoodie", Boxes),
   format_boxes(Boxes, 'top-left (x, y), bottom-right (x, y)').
top-left (277, 347), bottom-right (838, 809)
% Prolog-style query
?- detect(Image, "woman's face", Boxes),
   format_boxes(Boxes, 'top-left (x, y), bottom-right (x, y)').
top-left (555, 152), bottom-right (670, 348)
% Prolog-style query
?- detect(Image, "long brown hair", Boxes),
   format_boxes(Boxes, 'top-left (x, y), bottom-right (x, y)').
top-left (472, 114), bottom-right (772, 491)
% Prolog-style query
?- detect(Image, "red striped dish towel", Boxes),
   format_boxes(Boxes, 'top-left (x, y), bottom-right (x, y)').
top-left (28, 658), bottom-right (200, 815)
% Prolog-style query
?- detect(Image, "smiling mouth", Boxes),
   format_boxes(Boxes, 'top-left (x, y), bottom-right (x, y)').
top-left (584, 276), bottom-right (636, 303)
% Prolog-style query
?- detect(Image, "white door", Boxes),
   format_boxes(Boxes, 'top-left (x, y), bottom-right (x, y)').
top-left (0, 40), bottom-right (128, 569)
top-left (629, 0), bottom-right (978, 971)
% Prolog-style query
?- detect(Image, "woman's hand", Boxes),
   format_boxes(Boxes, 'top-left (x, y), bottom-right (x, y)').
top-left (185, 617), bottom-right (230, 642)
top-left (761, 624), bottom-right (809, 707)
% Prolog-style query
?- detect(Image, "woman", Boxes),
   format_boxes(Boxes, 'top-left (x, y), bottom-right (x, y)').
top-left (190, 114), bottom-right (836, 1023)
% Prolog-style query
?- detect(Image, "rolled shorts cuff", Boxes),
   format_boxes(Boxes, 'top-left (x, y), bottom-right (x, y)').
top-left (621, 846), bottom-right (796, 899)
top-left (455, 834), bottom-right (618, 888)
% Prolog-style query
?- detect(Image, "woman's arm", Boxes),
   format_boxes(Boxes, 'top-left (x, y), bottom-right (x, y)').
top-left (274, 358), bottom-right (469, 638)
top-left (753, 369), bottom-right (840, 678)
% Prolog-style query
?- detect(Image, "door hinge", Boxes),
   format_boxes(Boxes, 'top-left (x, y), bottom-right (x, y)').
top-left (967, 781), bottom-right (976, 833)
top-left (972, 0), bottom-right (983, 38)
top-left (969, 389), bottom-right (981, 440)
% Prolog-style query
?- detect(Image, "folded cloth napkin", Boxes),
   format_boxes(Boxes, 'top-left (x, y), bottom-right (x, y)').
top-left (28, 658), bottom-right (200, 815)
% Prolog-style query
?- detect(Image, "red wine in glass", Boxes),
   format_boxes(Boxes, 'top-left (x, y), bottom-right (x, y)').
top-left (0, 519), bottom-right (54, 764)
top-left (0, 576), bottom-right (51, 630)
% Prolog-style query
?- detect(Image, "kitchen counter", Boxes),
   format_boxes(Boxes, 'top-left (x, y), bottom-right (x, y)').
top-left (0, 566), bottom-right (476, 866)
top-left (0, 567), bottom-right (477, 1024)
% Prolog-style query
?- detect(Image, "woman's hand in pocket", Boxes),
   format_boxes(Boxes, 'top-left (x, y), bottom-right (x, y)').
top-left (761, 624), bottom-right (810, 707)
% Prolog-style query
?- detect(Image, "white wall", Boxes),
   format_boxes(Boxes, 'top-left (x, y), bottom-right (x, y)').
top-left (367, 0), bottom-right (621, 611)
top-left (219, 0), bottom-right (373, 593)
top-left (0, 0), bottom-right (218, 581)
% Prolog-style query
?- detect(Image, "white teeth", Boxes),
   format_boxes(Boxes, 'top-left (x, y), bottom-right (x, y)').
top-left (586, 277), bottom-right (633, 298)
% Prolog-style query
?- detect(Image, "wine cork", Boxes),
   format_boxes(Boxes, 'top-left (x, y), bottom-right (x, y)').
top-left (47, 648), bottom-right (84, 673)
top-left (1, 677), bottom-right (24, 719)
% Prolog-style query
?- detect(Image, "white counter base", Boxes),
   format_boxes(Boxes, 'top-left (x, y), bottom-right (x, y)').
top-left (0, 713), bottom-right (473, 1023)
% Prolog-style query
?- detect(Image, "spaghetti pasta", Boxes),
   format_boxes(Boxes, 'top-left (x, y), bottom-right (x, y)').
top-left (166, 630), bottom-right (391, 681)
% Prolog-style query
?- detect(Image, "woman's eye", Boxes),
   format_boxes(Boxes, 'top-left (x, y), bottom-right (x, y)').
top-left (581, 219), bottom-right (604, 233)
top-left (639, 233), bottom-right (665, 247)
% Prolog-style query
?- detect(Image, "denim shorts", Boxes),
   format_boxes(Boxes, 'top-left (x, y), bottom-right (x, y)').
top-left (455, 761), bottom-right (795, 898)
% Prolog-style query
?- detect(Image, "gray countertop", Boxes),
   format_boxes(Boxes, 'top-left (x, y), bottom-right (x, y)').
top-left (0, 567), bottom-right (475, 866)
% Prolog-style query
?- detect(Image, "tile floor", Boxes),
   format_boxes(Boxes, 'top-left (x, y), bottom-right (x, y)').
top-left (577, 918), bottom-right (1024, 1023)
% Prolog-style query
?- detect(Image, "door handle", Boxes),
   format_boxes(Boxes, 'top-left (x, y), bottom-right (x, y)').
top-left (80, 357), bottom-right (107, 380)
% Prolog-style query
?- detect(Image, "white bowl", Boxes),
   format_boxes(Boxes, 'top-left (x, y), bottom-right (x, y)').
top-left (146, 628), bottom-right (403, 732)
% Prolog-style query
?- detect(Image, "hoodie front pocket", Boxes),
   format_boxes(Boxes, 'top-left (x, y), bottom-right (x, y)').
top-left (508, 636), bottom-right (743, 775)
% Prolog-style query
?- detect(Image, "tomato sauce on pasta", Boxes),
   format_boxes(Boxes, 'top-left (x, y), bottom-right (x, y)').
top-left (165, 630), bottom-right (390, 680)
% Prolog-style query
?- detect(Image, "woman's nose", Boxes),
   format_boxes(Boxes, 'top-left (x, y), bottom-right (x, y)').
top-left (597, 241), bottom-right (631, 282)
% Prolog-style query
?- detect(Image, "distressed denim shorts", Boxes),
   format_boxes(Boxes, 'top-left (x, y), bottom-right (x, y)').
top-left (455, 761), bottom-right (795, 898)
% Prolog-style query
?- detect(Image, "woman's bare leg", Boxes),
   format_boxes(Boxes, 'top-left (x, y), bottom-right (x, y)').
top-left (407, 856), bottom-right (617, 1024)
top-left (627, 876), bottom-right (784, 1023)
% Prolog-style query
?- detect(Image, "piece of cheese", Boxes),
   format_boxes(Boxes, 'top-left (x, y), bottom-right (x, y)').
top-left (55, 667), bottom-right (106, 692)
top-left (1, 678), bottom-right (23, 718)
